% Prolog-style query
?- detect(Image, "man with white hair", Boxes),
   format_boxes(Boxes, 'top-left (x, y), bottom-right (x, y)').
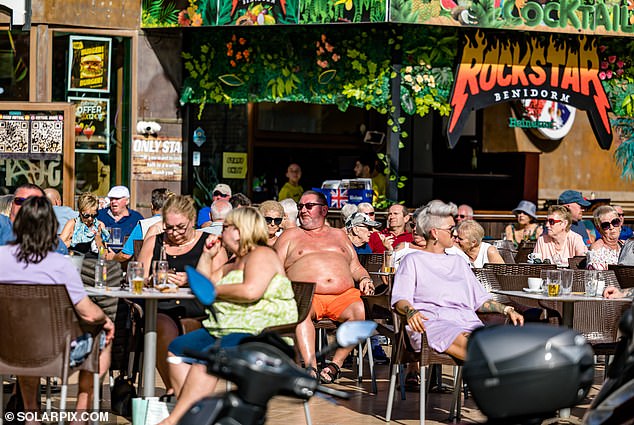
top-left (197, 183), bottom-right (232, 227)
top-left (456, 204), bottom-right (474, 223)
top-left (200, 199), bottom-right (233, 235)
top-left (279, 198), bottom-right (298, 230)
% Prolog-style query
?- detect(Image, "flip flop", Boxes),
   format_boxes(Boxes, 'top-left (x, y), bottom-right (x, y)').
top-left (319, 363), bottom-right (341, 384)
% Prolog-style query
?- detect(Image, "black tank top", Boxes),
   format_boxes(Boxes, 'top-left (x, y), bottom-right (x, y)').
top-left (152, 232), bottom-right (206, 272)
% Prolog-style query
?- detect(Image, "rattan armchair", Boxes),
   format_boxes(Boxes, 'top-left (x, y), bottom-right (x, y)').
top-left (0, 284), bottom-right (103, 419)
top-left (483, 262), bottom-right (557, 276)
top-left (608, 264), bottom-right (634, 289)
top-left (514, 241), bottom-right (536, 263)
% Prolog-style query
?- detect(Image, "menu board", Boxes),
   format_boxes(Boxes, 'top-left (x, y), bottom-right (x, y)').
top-left (132, 136), bottom-right (182, 181)
top-left (67, 36), bottom-right (112, 93)
top-left (0, 111), bottom-right (64, 158)
top-left (69, 97), bottom-right (110, 153)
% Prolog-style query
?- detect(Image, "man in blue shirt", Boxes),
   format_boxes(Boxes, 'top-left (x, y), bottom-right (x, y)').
top-left (97, 185), bottom-right (144, 253)
top-left (558, 190), bottom-right (596, 246)
top-left (106, 188), bottom-right (172, 262)
top-left (0, 183), bottom-right (67, 254)
top-left (196, 183), bottom-right (231, 228)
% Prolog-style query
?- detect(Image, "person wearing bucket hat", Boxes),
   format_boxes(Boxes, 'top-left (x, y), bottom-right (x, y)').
top-left (345, 212), bottom-right (381, 254)
top-left (558, 190), bottom-right (596, 246)
top-left (505, 200), bottom-right (543, 247)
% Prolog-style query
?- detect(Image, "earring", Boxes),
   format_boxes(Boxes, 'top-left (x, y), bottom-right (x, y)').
top-left (434, 237), bottom-right (438, 245)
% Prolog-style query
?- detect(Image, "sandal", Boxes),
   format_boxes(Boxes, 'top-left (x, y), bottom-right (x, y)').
top-left (319, 363), bottom-right (341, 384)
top-left (305, 366), bottom-right (319, 380)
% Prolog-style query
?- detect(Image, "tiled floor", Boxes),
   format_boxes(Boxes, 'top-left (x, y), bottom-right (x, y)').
top-left (21, 358), bottom-right (603, 424)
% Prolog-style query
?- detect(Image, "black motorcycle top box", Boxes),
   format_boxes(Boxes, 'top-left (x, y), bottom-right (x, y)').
top-left (464, 324), bottom-right (595, 422)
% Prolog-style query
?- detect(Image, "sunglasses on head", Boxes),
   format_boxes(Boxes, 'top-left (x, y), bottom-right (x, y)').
top-left (264, 216), bottom-right (283, 226)
top-left (547, 218), bottom-right (563, 226)
top-left (297, 202), bottom-right (326, 211)
top-left (213, 191), bottom-right (229, 198)
top-left (600, 218), bottom-right (621, 231)
top-left (13, 197), bottom-right (27, 206)
top-left (81, 212), bottom-right (98, 219)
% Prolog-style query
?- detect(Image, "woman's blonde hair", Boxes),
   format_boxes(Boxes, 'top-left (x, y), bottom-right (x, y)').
top-left (0, 194), bottom-right (14, 216)
top-left (162, 195), bottom-right (196, 223)
top-left (224, 207), bottom-right (268, 255)
top-left (456, 220), bottom-right (484, 244)
top-left (549, 205), bottom-right (572, 231)
top-left (77, 192), bottom-right (98, 213)
top-left (258, 200), bottom-right (284, 217)
top-left (593, 205), bottom-right (618, 234)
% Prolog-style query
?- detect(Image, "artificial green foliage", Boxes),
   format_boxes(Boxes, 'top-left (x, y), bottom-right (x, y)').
top-left (142, 0), bottom-right (179, 27)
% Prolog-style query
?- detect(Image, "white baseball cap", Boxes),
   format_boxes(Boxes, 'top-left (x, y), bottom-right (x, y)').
top-left (107, 185), bottom-right (130, 199)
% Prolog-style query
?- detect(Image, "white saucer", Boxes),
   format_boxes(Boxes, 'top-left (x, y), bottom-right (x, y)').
top-left (523, 287), bottom-right (543, 293)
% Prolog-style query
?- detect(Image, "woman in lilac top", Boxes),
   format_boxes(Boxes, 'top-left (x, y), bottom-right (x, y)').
top-left (391, 200), bottom-right (524, 361)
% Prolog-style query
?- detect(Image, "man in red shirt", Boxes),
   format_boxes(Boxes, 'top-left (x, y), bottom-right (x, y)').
top-left (368, 204), bottom-right (413, 253)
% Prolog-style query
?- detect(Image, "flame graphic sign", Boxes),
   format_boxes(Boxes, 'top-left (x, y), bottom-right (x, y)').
top-left (447, 31), bottom-right (613, 150)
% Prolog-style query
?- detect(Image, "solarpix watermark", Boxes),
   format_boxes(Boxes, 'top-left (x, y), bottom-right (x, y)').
top-left (5, 411), bottom-right (110, 422)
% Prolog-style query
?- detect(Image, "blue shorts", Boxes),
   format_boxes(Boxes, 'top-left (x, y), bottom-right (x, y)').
top-left (168, 328), bottom-right (252, 356)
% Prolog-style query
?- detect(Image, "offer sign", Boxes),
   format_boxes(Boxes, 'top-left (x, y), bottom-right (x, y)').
top-left (69, 97), bottom-right (109, 153)
top-left (67, 36), bottom-right (112, 93)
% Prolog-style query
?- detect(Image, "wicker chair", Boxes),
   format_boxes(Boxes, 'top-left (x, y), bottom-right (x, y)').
top-left (514, 241), bottom-right (536, 263)
top-left (568, 256), bottom-right (587, 270)
top-left (608, 264), bottom-right (634, 289)
top-left (385, 310), bottom-right (463, 424)
top-left (497, 247), bottom-right (516, 264)
top-left (483, 262), bottom-right (557, 277)
top-left (0, 284), bottom-right (103, 416)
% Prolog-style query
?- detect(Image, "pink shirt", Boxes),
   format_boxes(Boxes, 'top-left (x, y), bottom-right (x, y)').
top-left (533, 231), bottom-right (587, 266)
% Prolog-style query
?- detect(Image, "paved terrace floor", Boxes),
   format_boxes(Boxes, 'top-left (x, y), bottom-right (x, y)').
top-left (8, 359), bottom-right (604, 424)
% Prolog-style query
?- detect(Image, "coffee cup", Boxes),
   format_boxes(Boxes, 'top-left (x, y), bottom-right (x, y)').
top-left (527, 277), bottom-right (542, 291)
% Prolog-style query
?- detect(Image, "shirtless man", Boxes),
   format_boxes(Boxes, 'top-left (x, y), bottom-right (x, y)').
top-left (274, 190), bottom-right (375, 383)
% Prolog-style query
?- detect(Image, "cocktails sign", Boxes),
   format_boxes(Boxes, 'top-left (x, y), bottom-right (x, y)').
top-left (447, 31), bottom-right (613, 149)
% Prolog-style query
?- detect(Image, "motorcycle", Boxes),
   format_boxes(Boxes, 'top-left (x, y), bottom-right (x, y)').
top-left (464, 303), bottom-right (634, 425)
top-left (176, 266), bottom-right (377, 425)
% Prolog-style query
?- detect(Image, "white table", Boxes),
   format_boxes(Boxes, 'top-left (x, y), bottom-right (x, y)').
top-left (492, 290), bottom-right (631, 328)
top-left (86, 287), bottom-right (195, 397)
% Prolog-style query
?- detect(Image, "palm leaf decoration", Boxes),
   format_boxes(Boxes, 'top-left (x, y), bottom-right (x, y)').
top-left (142, 0), bottom-right (179, 26)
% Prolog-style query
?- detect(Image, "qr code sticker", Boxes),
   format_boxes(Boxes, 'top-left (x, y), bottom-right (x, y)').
top-left (31, 121), bottom-right (63, 154)
top-left (0, 120), bottom-right (29, 153)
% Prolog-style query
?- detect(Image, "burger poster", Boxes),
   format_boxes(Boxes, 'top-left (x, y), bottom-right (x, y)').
top-left (67, 36), bottom-right (111, 93)
top-left (69, 97), bottom-right (110, 153)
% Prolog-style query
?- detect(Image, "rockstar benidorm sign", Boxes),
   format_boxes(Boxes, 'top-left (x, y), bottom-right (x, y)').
top-left (447, 31), bottom-right (613, 150)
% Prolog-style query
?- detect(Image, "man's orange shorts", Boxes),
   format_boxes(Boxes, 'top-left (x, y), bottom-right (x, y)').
top-left (312, 287), bottom-right (362, 321)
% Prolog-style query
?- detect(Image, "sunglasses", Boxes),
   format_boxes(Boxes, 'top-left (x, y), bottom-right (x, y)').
top-left (365, 212), bottom-right (375, 216)
top-left (600, 218), bottom-right (621, 231)
top-left (297, 202), bottom-right (326, 211)
top-left (13, 197), bottom-right (27, 206)
top-left (264, 216), bottom-right (283, 226)
top-left (455, 214), bottom-right (467, 219)
top-left (436, 226), bottom-right (455, 234)
top-left (452, 233), bottom-right (464, 241)
top-left (213, 191), bottom-right (230, 198)
top-left (81, 212), bottom-right (98, 219)
top-left (547, 218), bottom-right (563, 226)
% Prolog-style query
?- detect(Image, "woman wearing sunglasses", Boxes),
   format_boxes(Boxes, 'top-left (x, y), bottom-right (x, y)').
top-left (60, 192), bottom-right (109, 254)
top-left (587, 205), bottom-right (623, 270)
top-left (533, 205), bottom-right (587, 266)
top-left (258, 200), bottom-right (284, 246)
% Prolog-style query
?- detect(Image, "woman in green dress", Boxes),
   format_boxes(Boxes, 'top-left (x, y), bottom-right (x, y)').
top-left (160, 207), bottom-right (298, 425)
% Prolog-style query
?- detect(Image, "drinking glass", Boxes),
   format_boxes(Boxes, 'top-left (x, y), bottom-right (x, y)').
top-left (152, 260), bottom-right (169, 288)
top-left (127, 261), bottom-right (144, 294)
top-left (585, 270), bottom-right (599, 297)
top-left (383, 251), bottom-right (395, 274)
top-left (111, 227), bottom-right (122, 245)
top-left (560, 269), bottom-right (573, 296)
top-left (545, 270), bottom-right (561, 297)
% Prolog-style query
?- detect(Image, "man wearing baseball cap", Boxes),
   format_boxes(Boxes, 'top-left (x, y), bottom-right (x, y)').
top-left (97, 185), bottom-right (144, 252)
top-left (558, 190), bottom-right (596, 246)
top-left (345, 212), bottom-right (381, 255)
top-left (196, 183), bottom-right (232, 228)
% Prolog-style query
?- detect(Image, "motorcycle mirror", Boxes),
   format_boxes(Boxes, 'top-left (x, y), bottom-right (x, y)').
top-left (185, 265), bottom-right (216, 307)
top-left (336, 321), bottom-right (377, 348)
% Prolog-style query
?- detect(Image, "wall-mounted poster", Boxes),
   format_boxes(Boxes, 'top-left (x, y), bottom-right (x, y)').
top-left (222, 152), bottom-right (247, 178)
top-left (67, 36), bottom-right (112, 93)
top-left (132, 136), bottom-right (182, 181)
top-left (69, 97), bottom-right (110, 153)
top-left (0, 110), bottom-right (64, 158)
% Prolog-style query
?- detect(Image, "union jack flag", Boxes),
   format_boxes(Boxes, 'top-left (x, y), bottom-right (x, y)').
top-left (330, 189), bottom-right (348, 209)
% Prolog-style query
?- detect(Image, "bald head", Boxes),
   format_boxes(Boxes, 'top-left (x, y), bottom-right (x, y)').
top-left (44, 188), bottom-right (62, 206)
top-left (210, 199), bottom-right (233, 222)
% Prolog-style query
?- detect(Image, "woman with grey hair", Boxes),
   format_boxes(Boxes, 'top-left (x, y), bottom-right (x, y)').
top-left (391, 200), bottom-right (523, 363)
top-left (588, 205), bottom-right (623, 270)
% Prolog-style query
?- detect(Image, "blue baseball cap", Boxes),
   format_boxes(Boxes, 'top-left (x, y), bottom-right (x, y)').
top-left (558, 190), bottom-right (590, 207)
